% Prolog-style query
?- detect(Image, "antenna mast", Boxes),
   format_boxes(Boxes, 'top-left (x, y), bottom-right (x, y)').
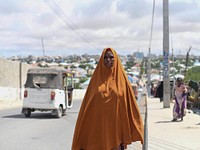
top-left (41, 38), bottom-right (45, 57)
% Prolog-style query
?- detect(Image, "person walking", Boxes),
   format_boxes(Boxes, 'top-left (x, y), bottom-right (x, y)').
top-left (155, 81), bottom-right (163, 102)
top-left (172, 77), bottom-right (187, 122)
top-left (72, 48), bottom-right (144, 150)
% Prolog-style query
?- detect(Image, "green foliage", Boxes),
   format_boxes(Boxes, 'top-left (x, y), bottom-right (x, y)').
top-left (79, 77), bottom-right (88, 84)
top-left (140, 60), bottom-right (145, 75)
top-left (139, 66), bottom-right (144, 75)
top-left (79, 64), bottom-right (94, 70)
top-left (70, 65), bottom-right (76, 69)
top-left (187, 61), bottom-right (193, 66)
top-left (185, 66), bottom-right (200, 81)
top-left (125, 61), bottom-right (135, 70)
top-left (174, 62), bottom-right (181, 71)
top-left (74, 77), bottom-right (88, 89)
top-left (151, 61), bottom-right (160, 69)
top-left (73, 82), bottom-right (80, 89)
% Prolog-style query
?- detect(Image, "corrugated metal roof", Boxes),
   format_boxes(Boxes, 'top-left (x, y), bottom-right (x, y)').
top-left (27, 68), bottom-right (71, 75)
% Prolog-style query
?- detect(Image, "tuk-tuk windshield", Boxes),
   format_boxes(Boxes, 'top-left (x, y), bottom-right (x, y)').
top-left (24, 74), bottom-right (57, 89)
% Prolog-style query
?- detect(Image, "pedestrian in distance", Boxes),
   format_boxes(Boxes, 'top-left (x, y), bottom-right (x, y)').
top-left (155, 81), bottom-right (163, 102)
top-left (172, 77), bottom-right (187, 122)
top-left (150, 82), bottom-right (155, 97)
top-left (72, 48), bottom-right (144, 150)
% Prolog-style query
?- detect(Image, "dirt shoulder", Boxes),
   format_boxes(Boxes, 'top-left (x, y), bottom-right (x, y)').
top-left (0, 100), bottom-right (23, 110)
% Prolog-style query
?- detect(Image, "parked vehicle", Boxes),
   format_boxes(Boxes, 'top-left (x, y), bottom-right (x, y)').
top-left (22, 68), bottom-right (74, 118)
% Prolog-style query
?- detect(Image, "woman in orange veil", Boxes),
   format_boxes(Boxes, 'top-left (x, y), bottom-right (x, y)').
top-left (72, 48), bottom-right (144, 150)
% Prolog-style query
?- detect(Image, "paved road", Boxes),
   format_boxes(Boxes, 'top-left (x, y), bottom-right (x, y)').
top-left (0, 93), bottom-right (145, 150)
top-left (0, 100), bottom-right (82, 150)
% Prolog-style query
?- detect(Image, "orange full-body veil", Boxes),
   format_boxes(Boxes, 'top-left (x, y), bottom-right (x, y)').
top-left (72, 48), bottom-right (144, 150)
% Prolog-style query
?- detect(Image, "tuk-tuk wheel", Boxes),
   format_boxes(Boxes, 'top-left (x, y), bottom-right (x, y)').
top-left (62, 109), bottom-right (67, 115)
top-left (56, 106), bottom-right (63, 118)
top-left (24, 109), bottom-right (31, 118)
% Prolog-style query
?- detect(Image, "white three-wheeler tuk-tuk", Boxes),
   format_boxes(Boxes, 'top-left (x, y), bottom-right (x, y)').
top-left (22, 68), bottom-right (74, 118)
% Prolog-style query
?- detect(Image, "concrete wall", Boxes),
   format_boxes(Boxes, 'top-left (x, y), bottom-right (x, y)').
top-left (0, 58), bottom-right (86, 102)
top-left (0, 58), bottom-right (32, 88)
top-left (0, 87), bottom-right (20, 101)
top-left (0, 58), bottom-right (19, 87)
top-left (0, 58), bottom-right (33, 101)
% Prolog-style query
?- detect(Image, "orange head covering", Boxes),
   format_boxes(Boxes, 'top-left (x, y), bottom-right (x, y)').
top-left (72, 48), bottom-right (144, 150)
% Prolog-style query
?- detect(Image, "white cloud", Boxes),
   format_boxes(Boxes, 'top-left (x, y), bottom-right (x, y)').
top-left (0, 0), bottom-right (200, 58)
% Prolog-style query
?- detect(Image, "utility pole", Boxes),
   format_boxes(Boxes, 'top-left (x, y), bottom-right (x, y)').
top-left (41, 38), bottom-right (45, 57)
top-left (163, 0), bottom-right (170, 108)
top-left (147, 48), bottom-right (151, 97)
top-left (185, 46), bottom-right (192, 78)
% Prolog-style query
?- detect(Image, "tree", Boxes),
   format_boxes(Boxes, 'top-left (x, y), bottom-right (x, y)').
top-left (185, 66), bottom-right (200, 81)
top-left (125, 61), bottom-right (135, 70)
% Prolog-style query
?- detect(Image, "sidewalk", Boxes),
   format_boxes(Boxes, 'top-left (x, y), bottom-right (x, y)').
top-left (1, 97), bottom-right (200, 150)
top-left (148, 97), bottom-right (200, 150)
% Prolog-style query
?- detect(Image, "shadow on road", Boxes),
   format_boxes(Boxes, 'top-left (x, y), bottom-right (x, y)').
top-left (155, 120), bottom-right (182, 123)
top-left (2, 113), bottom-right (59, 119)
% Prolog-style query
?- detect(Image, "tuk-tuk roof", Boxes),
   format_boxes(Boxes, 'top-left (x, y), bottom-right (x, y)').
top-left (27, 68), bottom-right (72, 75)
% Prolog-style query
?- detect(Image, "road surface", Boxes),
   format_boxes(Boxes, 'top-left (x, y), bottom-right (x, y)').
top-left (0, 100), bottom-right (82, 150)
top-left (0, 92), bottom-right (145, 150)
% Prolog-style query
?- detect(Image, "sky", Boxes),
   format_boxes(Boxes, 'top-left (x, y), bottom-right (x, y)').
top-left (0, 0), bottom-right (200, 58)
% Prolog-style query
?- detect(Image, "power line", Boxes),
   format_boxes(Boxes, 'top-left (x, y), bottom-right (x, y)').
top-left (148, 0), bottom-right (155, 52)
top-left (147, 0), bottom-right (155, 96)
top-left (47, 0), bottom-right (96, 48)
top-left (50, 0), bottom-right (82, 32)
top-left (45, 0), bottom-right (97, 49)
